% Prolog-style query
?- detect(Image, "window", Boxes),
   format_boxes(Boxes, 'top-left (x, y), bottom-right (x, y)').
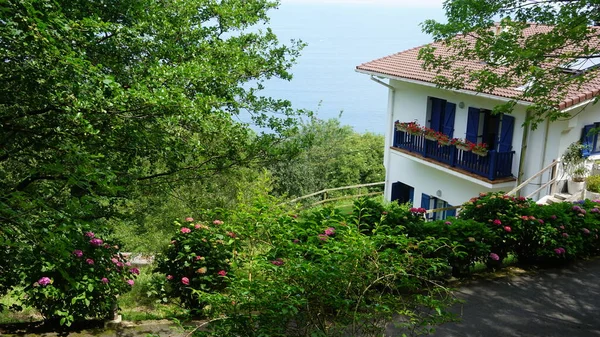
top-left (391, 182), bottom-right (414, 205)
top-left (420, 193), bottom-right (456, 220)
top-left (582, 123), bottom-right (600, 157)
top-left (466, 108), bottom-right (515, 152)
top-left (428, 97), bottom-right (456, 137)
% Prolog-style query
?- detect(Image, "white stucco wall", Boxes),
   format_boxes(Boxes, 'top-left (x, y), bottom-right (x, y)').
top-left (379, 78), bottom-right (600, 205)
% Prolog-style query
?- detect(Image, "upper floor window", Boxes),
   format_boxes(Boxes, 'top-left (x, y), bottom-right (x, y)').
top-left (582, 123), bottom-right (600, 157)
top-left (466, 108), bottom-right (515, 152)
top-left (428, 97), bottom-right (456, 137)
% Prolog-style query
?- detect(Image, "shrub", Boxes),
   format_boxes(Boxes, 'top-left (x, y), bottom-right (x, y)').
top-left (168, 197), bottom-right (459, 336)
top-left (587, 175), bottom-right (600, 193)
top-left (19, 228), bottom-right (137, 326)
top-left (417, 219), bottom-right (495, 276)
top-left (459, 192), bottom-right (534, 262)
top-left (154, 219), bottom-right (234, 312)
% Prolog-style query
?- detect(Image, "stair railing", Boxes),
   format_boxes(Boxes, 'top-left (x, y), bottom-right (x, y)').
top-left (506, 159), bottom-right (560, 198)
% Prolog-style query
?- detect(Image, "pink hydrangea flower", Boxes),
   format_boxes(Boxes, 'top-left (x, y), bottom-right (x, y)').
top-left (180, 227), bottom-right (191, 234)
top-left (227, 231), bottom-right (236, 238)
top-left (111, 258), bottom-right (119, 264)
top-left (493, 219), bottom-right (502, 225)
top-left (218, 270), bottom-right (227, 277)
top-left (521, 216), bottom-right (529, 221)
top-left (126, 279), bottom-right (135, 286)
top-left (213, 220), bottom-right (223, 225)
top-left (116, 262), bottom-right (124, 268)
top-left (538, 219), bottom-right (544, 224)
top-left (445, 221), bottom-right (452, 225)
top-left (195, 255), bottom-right (203, 261)
top-left (489, 253), bottom-right (500, 261)
top-left (84, 232), bottom-right (95, 238)
top-left (583, 228), bottom-right (591, 234)
top-left (181, 277), bottom-right (190, 285)
top-left (167, 275), bottom-right (173, 280)
top-left (73, 249), bottom-right (83, 257)
top-left (324, 227), bottom-right (335, 236)
top-left (504, 226), bottom-right (512, 233)
top-left (125, 262), bottom-right (131, 266)
top-left (90, 238), bottom-right (103, 247)
top-left (550, 215), bottom-right (557, 220)
top-left (101, 277), bottom-right (109, 284)
top-left (38, 277), bottom-right (51, 286)
top-left (559, 225), bottom-right (565, 230)
top-left (271, 258), bottom-right (284, 266)
top-left (562, 232), bottom-right (569, 238)
top-left (185, 217), bottom-right (194, 222)
top-left (528, 216), bottom-right (536, 220)
top-left (318, 234), bottom-right (328, 241)
top-left (86, 258), bottom-right (94, 265)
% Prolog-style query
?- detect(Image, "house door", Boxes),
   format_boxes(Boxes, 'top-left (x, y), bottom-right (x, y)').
top-left (391, 182), bottom-right (414, 205)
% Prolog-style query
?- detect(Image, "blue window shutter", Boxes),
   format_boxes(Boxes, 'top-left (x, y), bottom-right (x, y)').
top-left (446, 206), bottom-right (456, 218)
top-left (443, 102), bottom-right (456, 138)
top-left (420, 193), bottom-right (431, 210)
top-left (466, 107), bottom-right (480, 143)
top-left (498, 114), bottom-right (515, 152)
top-left (581, 124), bottom-right (595, 157)
top-left (430, 98), bottom-right (444, 132)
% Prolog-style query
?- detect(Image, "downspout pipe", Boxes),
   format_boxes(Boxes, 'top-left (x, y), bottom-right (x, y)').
top-left (370, 76), bottom-right (395, 201)
top-left (516, 110), bottom-right (532, 197)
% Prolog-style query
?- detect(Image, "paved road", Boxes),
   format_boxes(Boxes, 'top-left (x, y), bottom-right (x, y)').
top-left (425, 259), bottom-right (600, 337)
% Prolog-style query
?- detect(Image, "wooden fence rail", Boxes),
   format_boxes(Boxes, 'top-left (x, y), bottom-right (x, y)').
top-left (285, 181), bottom-right (385, 206)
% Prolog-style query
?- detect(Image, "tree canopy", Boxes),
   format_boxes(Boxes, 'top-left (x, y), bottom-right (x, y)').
top-left (419, 0), bottom-right (600, 127)
top-left (0, 0), bottom-right (306, 293)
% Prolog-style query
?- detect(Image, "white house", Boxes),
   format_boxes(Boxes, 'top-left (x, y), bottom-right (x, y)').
top-left (356, 24), bottom-right (600, 219)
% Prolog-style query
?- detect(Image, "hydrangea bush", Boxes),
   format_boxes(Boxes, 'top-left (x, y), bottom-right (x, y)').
top-left (154, 218), bottom-right (234, 312)
top-left (19, 228), bottom-right (137, 326)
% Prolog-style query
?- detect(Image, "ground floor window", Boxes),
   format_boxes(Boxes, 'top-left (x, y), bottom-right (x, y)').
top-left (421, 193), bottom-right (455, 220)
top-left (391, 182), bottom-right (414, 205)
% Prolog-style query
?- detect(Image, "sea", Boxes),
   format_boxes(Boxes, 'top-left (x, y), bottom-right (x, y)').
top-left (257, 1), bottom-right (446, 134)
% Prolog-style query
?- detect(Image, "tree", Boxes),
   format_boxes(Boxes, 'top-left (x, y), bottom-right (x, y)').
top-left (419, 0), bottom-right (600, 128)
top-left (269, 118), bottom-right (385, 198)
top-left (0, 0), bottom-right (305, 302)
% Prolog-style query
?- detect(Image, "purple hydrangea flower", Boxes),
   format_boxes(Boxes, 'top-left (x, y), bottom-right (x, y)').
top-left (130, 268), bottom-right (140, 275)
top-left (489, 253), bottom-right (500, 261)
top-left (90, 238), bottom-right (103, 247)
top-left (73, 250), bottom-right (83, 258)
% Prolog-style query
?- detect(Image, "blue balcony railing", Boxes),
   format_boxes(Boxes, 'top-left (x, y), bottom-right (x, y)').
top-left (393, 128), bottom-right (514, 181)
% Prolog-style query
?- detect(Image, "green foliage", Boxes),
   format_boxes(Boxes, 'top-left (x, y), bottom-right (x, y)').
top-left (17, 229), bottom-right (137, 326)
top-left (420, 1), bottom-right (600, 127)
top-left (459, 192), bottom-right (534, 262)
top-left (269, 118), bottom-right (385, 198)
top-left (586, 175), bottom-right (600, 193)
top-left (562, 142), bottom-right (588, 181)
top-left (416, 219), bottom-right (495, 276)
top-left (153, 196), bottom-right (458, 336)
top-left (154, 220), bottom-right (234, 313)
top-left (1, 0), bottom-right (308, 323)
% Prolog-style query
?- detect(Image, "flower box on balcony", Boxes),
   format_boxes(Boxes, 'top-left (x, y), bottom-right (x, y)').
top-left (456, 145), bottom-right (471, 152)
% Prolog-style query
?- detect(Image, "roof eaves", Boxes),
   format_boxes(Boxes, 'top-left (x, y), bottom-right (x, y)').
top-left (356, 68), bottom-right (532, 106)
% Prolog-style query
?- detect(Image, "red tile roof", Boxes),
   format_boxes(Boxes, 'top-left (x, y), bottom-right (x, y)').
top-left (356, 24), bottom-right (600, 111)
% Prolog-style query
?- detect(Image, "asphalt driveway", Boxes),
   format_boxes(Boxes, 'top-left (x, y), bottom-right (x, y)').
top-left (427, 259), bottom-right (600, 337)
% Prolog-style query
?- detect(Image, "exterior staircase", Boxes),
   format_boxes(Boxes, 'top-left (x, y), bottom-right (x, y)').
top-left (536, 192), bottom-right (581, 205)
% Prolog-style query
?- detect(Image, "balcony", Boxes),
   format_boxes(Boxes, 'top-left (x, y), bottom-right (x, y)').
top-left (392, 128), bottom-right (515, 181)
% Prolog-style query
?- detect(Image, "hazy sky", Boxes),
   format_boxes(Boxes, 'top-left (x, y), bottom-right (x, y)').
top-left (280, 0), bottom-right (445, 8)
